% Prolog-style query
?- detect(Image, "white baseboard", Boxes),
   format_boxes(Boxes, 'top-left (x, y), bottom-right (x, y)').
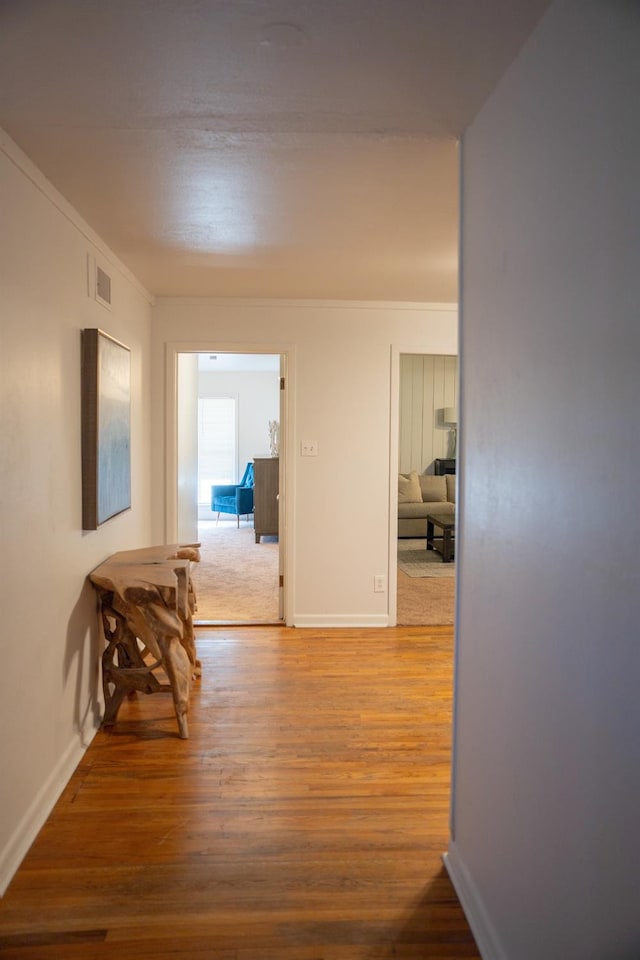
top-left (0, 721), bottom-right (98, 896)
top-left (292, 614), bottom-right (390, 628)
top-left (443, 841), bottom-right (506, 960)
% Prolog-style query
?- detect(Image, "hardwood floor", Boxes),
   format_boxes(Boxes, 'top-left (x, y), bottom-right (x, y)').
top-left (0, 626), bottom-right (479, 959)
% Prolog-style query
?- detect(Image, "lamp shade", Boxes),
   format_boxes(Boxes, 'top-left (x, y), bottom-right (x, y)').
top-left (444, 407), bottom-right (457, 425)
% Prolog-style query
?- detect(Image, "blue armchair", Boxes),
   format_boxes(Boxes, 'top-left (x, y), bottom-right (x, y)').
top-left (211, 462), bottom-right (254, 526)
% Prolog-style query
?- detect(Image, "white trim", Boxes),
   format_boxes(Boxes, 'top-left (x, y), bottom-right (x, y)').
top-left (0, 126), bottom-right (153, 305)
top-left (388, 347), bottom-right (400, 625)
top-left (292, 614), bottom-right (390, 628)
top-left (166, 341), bottom-right (295, 356)
top-left (155, 297), bottom-right (458, 312)
top-left (450, 137), bottom-right (466, 840)
top-left (443, 842), bottom-right (505, 960)
top-left (0, 722), bottom-right (98, 896)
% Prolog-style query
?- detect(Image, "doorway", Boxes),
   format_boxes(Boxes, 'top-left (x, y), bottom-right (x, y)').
top-left (172, 349), bottom-right (287, 625)
top-left (395, 352), bottom-right (457, 626)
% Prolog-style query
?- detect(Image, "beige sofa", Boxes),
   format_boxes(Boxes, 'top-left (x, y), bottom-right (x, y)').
top-left (398, 471), bottom-right (456, 538)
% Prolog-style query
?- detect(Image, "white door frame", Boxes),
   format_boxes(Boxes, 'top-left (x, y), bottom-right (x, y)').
top-left (164, 340), bottom-right (295, 626)
top-left (389, 343), bottom-right (458, 626)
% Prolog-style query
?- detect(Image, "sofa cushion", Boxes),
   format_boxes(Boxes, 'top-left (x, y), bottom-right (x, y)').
top-left (398, 471), bottom-right (422, 503)
top-left (398, 500), bottom-right (455, 520)
top-left (418, 474), bottom-right (447, 503)
top-left (445, 473), bottom-right (456, 502)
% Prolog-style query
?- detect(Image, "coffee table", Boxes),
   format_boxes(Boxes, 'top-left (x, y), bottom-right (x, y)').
top-left (426, 513), bottom-right (455, 563)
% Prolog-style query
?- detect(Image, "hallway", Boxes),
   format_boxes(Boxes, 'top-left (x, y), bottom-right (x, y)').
top-left (0, 626), bottom-right (479, 959)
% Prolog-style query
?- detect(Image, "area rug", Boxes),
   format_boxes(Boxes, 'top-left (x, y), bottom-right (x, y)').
top-left (398, 539), bottom-right (455, 578)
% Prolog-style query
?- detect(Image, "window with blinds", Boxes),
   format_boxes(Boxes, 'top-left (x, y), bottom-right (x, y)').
top-left (198, 397), bottom-right (236, 503)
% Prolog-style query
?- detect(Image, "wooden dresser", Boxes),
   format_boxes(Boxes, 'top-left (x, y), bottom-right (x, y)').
top-left (253, 457), bottom-right (279, 543)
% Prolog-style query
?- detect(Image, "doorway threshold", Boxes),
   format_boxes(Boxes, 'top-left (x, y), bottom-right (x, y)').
top-left (195, 619), bottom-right (284, 627)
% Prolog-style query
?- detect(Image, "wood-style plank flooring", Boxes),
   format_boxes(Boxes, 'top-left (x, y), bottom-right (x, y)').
top-left (0, 626), bottom-right (479, 959)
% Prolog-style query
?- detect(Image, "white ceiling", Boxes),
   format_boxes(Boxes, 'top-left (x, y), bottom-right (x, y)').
top-left (0, 0), bottom-right (550, 302)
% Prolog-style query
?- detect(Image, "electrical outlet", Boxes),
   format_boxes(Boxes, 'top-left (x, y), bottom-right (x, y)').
top-left (373, 575), bottom-right (385, 593)
top-left (300, 440), bottom-right (318, 456)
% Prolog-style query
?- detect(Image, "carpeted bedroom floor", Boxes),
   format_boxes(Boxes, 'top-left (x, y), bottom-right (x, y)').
top-left (191, 520), bottom-right (279, 622)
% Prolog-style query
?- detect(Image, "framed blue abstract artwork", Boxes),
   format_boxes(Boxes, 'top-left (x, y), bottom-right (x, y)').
top-left (81, 328), bottom-right (131, 529)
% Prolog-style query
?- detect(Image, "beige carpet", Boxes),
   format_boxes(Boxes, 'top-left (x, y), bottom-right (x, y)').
top-left (396, 538), bottom-right (455, 625)
top-left (192, 520), bottom-right (280, 622)
top-left (191, 521), bottom-right (454, 626)
top-left (396, 570), bottom-right (455, 625)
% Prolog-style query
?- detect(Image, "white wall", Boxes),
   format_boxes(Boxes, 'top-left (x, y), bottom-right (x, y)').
top-left (151, 300), bottom-right (457, 625)
top-left (0, 131), bottom-right (153, 893)
top-left (446, 3), bottom-right (640, 958)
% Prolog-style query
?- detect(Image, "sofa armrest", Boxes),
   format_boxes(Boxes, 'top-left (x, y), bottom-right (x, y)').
top-left (211, 483), bottom-right (238, 509)
top-left (212, 484), bottom-right (237, 497)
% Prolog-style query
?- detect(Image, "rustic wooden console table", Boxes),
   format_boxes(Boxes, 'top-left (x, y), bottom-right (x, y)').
top-left (89, 544), bottom-right (201, 739)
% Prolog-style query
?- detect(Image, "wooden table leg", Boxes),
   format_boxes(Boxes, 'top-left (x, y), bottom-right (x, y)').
top-left (442, 528), bottom-right (453, 563)
top-left (158, 634), bottom-right (192, 739)
top-left (90, 545), bottom-right (202, 738)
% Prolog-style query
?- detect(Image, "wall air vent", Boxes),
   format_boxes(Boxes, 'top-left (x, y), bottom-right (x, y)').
top-left (96, 266), bottom-right (111, 307)
top-left (87, 253), bottom-right (112, 310)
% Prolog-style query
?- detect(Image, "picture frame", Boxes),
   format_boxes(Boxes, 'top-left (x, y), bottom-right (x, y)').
top-left (81, 328), bottom-right (131, 530)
